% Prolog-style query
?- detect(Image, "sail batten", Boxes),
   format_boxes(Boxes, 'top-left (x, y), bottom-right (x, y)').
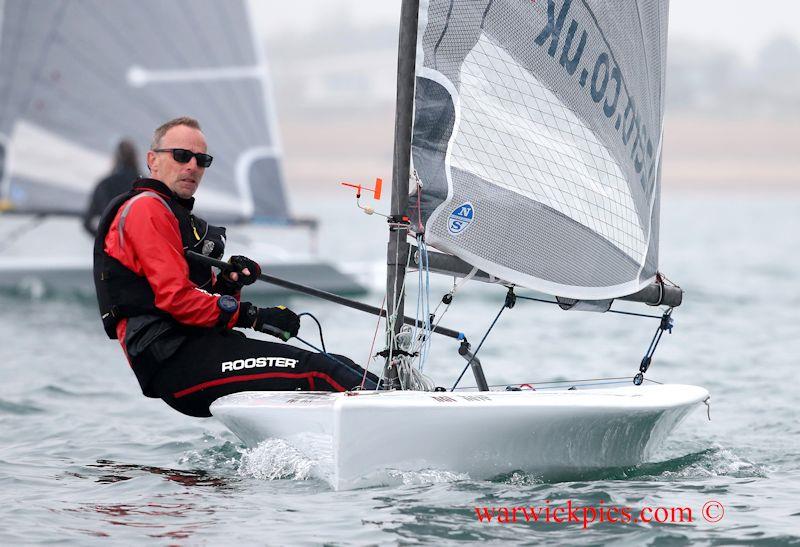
top-left (410, 0), bottom-right (669, 300)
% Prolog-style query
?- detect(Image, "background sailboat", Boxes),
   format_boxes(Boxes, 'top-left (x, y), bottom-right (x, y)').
top-left (0, 0), bottom-right (363, 296)
top-left (210, 0), bottom-right (708, 490)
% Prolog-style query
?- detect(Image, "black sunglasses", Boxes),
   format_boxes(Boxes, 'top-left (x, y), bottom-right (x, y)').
top-left (154, 148), bottom-right (213, 168)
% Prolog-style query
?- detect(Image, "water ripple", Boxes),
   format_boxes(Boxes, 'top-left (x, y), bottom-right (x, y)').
top-left (0, 398), bottom-right (44, 415)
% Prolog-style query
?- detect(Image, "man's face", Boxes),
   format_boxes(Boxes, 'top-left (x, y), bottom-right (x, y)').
top-left (147, 125), bottom-right (208, 199)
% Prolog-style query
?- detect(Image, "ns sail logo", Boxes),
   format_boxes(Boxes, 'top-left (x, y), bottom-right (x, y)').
top-left (448, 202), bottom-right (474, 235)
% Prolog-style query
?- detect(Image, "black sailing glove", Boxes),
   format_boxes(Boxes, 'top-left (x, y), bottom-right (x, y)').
top-left (213, 255), bottom-right (262, 295)
top-left (254, 305), bottom-right (300, 341)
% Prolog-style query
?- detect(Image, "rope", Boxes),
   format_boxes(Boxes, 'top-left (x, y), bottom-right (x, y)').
top-left (290, 312), bottom-right (381, 389)
top-left (450, 299), bottom-right (508, 391)
top-left (392, 325), bottom-right (436, 391)
top-left (383, 243), bottom-right (413, 385)
top-left (297, 312), bottom-right (326, 353)
top-left (413, 169), bottom-right (424, 233)
top-left (515, 294), bottom-right (664, 320)
top-left (426, 266), bottom-right (477, 345)
top-left (361, 294), bottom-right (386, 390)
top-left (293, 334), bottom-right (379, 390)
top-left (452, 376), bottom-right (664, 391)
top-left (412, 235), bottom-right (433, 370)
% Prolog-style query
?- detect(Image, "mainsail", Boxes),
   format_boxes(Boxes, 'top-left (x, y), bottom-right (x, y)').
top-left (0, 0), bottom-right (288, 223)
top-left (409, 0), bottom-right (668, 300)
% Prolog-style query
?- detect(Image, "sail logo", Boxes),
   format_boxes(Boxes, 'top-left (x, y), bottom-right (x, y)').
top-left (448, 202), bottom-right (474, 235)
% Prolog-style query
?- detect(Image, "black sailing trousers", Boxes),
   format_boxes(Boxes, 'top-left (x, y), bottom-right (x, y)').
top-left (145, 330), bottom-right (379, 417)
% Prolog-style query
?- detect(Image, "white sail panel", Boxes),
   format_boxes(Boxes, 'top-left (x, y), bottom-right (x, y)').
top-left (7, 119), bottom-right (109, 194)
top-left (451, 33), bottom-right (645, 263)
top-left (410, 0), bottom-right (667, 299)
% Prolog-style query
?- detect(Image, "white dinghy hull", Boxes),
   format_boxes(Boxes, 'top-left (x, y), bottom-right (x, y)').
top-left (211, 384), bottom-right (709, 490)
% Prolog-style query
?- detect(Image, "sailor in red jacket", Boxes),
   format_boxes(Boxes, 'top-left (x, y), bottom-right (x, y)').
top-left (93, 117), bottom-right (378, 417)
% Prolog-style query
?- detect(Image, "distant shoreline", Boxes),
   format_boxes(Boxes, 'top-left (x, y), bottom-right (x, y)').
top-left (662, 115), bottom-right (800, 193)
top-left (275, 111), bottom-right (800, 195)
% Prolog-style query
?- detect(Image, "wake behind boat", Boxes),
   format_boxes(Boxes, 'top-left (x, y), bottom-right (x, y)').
top-left (207, 0), bottom-right (710, 489)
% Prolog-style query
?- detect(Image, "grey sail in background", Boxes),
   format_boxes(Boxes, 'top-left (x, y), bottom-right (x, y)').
top-left (410, 0), bottom-right (668, 300)
top-left (0, 0), bottom-right (288, 223)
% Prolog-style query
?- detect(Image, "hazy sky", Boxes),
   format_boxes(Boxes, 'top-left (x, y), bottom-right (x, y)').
top-left (670, 0), bottom-right (800, 61)
top-left (250, 0), bottom-right (800, 62)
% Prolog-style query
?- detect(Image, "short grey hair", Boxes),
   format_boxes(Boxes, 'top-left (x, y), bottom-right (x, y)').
top-left (151, 117), bottom-right (202, 150)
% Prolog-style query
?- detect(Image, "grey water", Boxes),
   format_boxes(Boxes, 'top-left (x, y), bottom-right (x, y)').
top-left (1, 193), bottom-right (799, 545)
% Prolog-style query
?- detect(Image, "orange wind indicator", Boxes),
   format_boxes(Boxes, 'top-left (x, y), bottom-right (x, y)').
top-left (340, 178), bottom-right (382, 200)
top-left (341, 178), bottom-right (386, 217)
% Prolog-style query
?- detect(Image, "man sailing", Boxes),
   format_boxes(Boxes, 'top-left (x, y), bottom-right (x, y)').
top-left (93, 117), bottom-right (378, 417)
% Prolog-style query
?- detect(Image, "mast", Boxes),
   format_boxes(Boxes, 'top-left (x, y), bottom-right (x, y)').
top-left (0, 0), bottom-right (9, 204)
top-left (384, 0), bottom-right (419, 389)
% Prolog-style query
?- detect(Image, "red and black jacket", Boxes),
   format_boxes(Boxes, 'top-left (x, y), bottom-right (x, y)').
top-left (93, 178), bottom-right (240, 394)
